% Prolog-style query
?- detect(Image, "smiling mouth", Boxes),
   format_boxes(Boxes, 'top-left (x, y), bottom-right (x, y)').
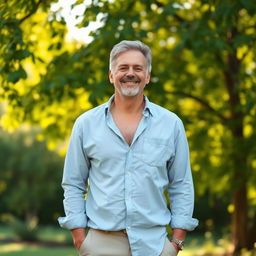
top-left (120, 77), bottom-right (141, 83)
top-left (121, 81), bottom-right (140, 84)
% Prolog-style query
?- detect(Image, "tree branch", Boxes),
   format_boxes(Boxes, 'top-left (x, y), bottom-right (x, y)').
top-left (173, 13), bottom-right (186, 23)
top-left (19, 0), bottom-right (43, 24)
top-left (167, 90), bottom-right (229, 122)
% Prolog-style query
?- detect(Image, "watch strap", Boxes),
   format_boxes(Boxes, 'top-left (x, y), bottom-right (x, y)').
top-left (170, 237), bottom-right (185, 250)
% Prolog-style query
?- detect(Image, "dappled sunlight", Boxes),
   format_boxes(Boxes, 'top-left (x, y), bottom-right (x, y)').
top-left (52, 234), bottom-right (69, 243)
top-left (0, 243), bottom-right (36, 252)
top-left (1, 0), bottom-right (256, 255)
top-left (179, 235), bottom-right (233, 256)
top-left (0, 242), bottom-right (76, 256)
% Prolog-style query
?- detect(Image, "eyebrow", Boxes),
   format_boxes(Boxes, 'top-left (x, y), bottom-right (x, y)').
top-left (118, 64), bottom-right (144, 68)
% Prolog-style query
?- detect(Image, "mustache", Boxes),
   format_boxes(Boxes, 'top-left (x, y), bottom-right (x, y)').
top-left (120, 76), bottom-right (141, 83)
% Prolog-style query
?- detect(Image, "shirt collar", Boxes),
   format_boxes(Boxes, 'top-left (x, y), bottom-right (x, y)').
top-left (143, 96), bottom-right (153, 117)
top-left (104, 95), bottom-right (154, 117)
top-left (104, 95), bottom-right (115, 116)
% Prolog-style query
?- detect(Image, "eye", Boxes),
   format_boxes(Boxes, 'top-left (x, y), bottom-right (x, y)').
top-left (135, 66), bottom-right (143, 71)
top-left (118, 66), bottom-right (127, 71)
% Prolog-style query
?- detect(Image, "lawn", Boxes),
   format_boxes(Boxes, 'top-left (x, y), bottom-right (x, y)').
top-left (0, 244), bottom-right (76, 256)
top-left (0, 224), bottom-right (76, 256)
top-left (0, 225), bottom-right (255, 256)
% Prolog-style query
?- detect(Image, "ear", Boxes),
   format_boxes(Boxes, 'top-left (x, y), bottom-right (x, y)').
top-left (109, 70), bottom-right (114, 84)
top-left (146, 72), bottom-right (151, 84)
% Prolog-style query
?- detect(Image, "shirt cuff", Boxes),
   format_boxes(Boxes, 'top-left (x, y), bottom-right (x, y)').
top-left (58, 213), bottom-right (88, 230)
top-left (170, 215), bottom-right (199, 231)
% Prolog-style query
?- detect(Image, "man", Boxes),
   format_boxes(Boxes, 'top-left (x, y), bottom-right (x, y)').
top-left (58, 40), bottom-right (198, 256)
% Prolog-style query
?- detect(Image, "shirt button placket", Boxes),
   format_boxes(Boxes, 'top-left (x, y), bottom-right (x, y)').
top-left (124, 148), bottom-right (133, 231)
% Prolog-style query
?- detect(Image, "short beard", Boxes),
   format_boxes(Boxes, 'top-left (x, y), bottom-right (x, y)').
top-left (119, 76), bottom-right (141, 97)
top-left (120, 86), bottom-right (140, 97)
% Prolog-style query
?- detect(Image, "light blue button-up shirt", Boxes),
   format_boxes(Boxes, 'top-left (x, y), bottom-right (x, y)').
top-left (58, 95), bottom-right (198, 256)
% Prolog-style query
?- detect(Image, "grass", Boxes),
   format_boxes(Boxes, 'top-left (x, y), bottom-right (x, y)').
top-left (0, 225), bottom-right (255, 256)
top-left (0, 224), bottom-right (76, 256)
top-left (0, 244), bottom-right (76, 256)
top-left (37, 225), bottom-right (73, 244)
top-left (0, 225), bottom-right (15, 240)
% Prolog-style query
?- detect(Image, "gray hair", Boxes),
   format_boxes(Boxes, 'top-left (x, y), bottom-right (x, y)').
top-left (109, 40), bottom-right (152, 72)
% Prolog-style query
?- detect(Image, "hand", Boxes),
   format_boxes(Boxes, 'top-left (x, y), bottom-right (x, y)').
top-left (74, 237), bottom-right (85, 251)
top-left (171, 242), bottom-right (180, 254)
top-left (71, 228), bottom-right (86, 251)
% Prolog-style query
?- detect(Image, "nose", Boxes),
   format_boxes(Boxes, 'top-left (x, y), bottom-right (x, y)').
top-left (126, 67), bottom-right (135, 77)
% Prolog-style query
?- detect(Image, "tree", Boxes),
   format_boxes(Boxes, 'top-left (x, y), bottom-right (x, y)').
top-left (0, 0), bottom-right (256, 254)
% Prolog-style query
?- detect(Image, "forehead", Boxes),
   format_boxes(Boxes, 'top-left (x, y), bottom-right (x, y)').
top-left (114, 50), bottom-right (147, 66)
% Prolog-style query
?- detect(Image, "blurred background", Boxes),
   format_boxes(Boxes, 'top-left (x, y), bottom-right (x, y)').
top-left (0, 0), bottom-right (255, 255)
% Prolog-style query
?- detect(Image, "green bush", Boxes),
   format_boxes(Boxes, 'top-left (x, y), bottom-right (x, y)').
top-left (10, 217), bottom-right (38, 242)
top-left (0, 129), bottom-right (64, 225)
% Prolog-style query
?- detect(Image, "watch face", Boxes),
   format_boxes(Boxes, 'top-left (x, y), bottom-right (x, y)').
top-left (178, 241), bottom-right (184, 250)
top-left (171, 238), bottom-right (185, 250)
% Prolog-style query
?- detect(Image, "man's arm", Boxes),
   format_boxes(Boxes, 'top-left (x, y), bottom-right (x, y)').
top-left (58, 118), bottom-right (90, 248)
top-left (71, 228), bottom-right (86, 250)
top-left (167, 118), bottom-right (198, 249)
top-left (171, 228), bottom-right (187, 252)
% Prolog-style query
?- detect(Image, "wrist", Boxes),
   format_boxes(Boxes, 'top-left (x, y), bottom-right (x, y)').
top-left (170, 237), bottom-right (185, 251)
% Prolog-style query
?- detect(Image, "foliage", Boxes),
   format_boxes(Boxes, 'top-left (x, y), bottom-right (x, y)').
top-left (0, 0), bottom-right (256, 253)
top-left (0, 129), bottom-right (64, 225)
top-left (9, 217), bottom-right (39, 242)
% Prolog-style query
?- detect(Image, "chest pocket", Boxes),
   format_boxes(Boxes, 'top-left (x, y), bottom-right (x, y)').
top-left (141, 138), bottom-right (173, 167)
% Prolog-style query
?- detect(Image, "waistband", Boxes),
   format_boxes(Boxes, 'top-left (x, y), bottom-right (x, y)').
top-left (90, 228), bottom-right (127, 235)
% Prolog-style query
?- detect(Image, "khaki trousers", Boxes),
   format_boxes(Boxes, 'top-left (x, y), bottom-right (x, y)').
top-left (79, 228), bottom-right (178, 256)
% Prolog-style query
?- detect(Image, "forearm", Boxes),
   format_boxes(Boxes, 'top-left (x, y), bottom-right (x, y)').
top-left (172, 228), bottom-right (187, 240)
top-left (171, 228), bottom-right (187, 252)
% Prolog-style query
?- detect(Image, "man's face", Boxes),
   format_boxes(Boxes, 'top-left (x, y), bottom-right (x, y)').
top-left (109, 50), bottom-right (150, 97)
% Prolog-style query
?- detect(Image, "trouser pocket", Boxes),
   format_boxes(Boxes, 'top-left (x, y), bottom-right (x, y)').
top-left (160, 238), bottom-right (178, 256)
top-left (79, 229), bottom-right (91, 256)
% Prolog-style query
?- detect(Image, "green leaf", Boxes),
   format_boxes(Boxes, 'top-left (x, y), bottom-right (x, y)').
top-left (13, 50), bottom-right (31, 60)
top-left (7, 67), bottom-right (27, 83)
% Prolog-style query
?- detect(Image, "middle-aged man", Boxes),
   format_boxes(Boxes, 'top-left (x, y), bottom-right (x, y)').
top-left (58, 40), bottom-right (199, 256)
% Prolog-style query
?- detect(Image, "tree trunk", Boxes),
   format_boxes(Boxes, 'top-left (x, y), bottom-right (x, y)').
top-left (230, 123), bottom-right (248, 255)
top-left (223, 29), bottom-right (249, 254)
top-left (230, 128), bottom-right (249, 255)
top-left (248, 212), bottom-right (256, 249)
top-left (232, 184), bottom-right (248, 255)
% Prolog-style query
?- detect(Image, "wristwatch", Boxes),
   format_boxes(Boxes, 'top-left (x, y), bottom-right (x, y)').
top-left (170, 237), bottom-right (185, 250)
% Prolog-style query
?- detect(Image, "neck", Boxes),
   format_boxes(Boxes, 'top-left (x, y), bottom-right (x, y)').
top-left (111, 93), bottom-right (145, 114)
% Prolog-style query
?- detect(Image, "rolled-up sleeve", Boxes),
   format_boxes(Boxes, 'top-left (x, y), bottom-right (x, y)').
top-left (58, 118), bottom-right (90, 230)
top-left (167, 118), bottom-right (199, 231)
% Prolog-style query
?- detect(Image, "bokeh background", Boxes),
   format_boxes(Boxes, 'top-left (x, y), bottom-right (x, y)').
top-left (0, 0), bottom-right (256, 255)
